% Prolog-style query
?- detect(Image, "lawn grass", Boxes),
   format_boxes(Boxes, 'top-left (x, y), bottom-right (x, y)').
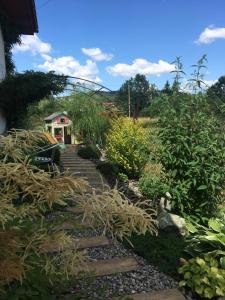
top-left (124, 231), bottom-right (186, 279)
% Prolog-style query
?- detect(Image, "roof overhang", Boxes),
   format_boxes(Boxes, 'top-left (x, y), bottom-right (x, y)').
top-left (0, 0), bottom-right (38, 35)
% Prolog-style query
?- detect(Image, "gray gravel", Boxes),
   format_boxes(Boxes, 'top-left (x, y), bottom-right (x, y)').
top-left (71, 266), bottom-right (178, 299)
top-left (68, 230), bottom-right (179, 299)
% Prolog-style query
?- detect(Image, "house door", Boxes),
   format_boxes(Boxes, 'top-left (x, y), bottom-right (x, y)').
top-left (64, 127), bottom-right (71, 144)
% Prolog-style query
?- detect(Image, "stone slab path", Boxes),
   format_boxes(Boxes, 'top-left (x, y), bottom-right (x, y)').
top-left (61, 145), bottom-right (107, 189)
top-left (113, 289), bottom-right (185, 300)
top-left (59, 145), bottom-right (186, 300)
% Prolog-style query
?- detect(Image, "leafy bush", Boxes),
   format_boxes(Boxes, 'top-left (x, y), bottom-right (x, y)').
top-left (139, 172), bottom-right (169, 201)
top-left (178, 218), bottom-right (225, 299)
top-left (179, 254), bottom-right (225, 299)
top-left (77, 144), bottom-right (101, 159)
top-left (185, 218), bottom-right (225, 261)
top-left (106, 118), bottom-right (149, 178)
top-left (159, 94), bottom-right (225, 217)
top-left (96, 161), bottom-right (119, 177)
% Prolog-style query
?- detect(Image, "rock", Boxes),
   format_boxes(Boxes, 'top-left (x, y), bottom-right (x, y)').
top-left (159, 197), bottom-right (172, 212)
top-left (157, 211), bottom-right (186, 235)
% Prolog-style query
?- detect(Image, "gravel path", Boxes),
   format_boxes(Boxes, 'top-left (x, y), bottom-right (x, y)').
top-left (68, 229), bottom-right (178, 299)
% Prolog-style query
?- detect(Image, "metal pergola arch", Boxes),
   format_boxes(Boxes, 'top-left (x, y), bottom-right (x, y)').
top-left (55, 75), bottom-right (113, 102)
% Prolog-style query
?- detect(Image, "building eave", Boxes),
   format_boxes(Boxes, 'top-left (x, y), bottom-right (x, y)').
top-left (0, 0), bottom-right (38, 35)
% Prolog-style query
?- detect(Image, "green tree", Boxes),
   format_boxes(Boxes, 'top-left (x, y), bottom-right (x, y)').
top-left (207, 76), bottom-right (225, 102)
top-left (117, 74), bottom-right (150, 118)
top-left (0, 71), bottom-right (67, 128)
top-left (161, 80), bottom-right (172, 96)
top-left (21, 97), bottom-right (63, 130)
top-left (65, 93), bottom-right (110, 146)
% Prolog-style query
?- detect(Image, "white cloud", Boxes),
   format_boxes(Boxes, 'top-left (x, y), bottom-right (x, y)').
top-left (107, 58), bottom-right (175, 77)
top-left (38, 56), bottom-right (101, 82)
top-left (13, 34), bottom-right (52, 55)
top-left (202, 79), bottom-right (217, 87)
top-left (82, 47), bottom-right (113, 61)
top-left (13, 35), bottom-right (102, 82)
top-left (196, 26), bottom-right (225, 44)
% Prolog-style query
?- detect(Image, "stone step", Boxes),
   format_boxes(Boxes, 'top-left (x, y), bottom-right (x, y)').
top-left (64, 166), bottom-right (97, 170)
top-left (70, 172), bottom-right (101, 177)
top-left (63, 161), bottom-right (94, 165)
top-left (83, 257), bottom-right (139, 277)
top-left (63, 166), bottom-right (97, 170)
top-left (41, 235), bottom-right (110, 252)
top-left (112, 289), bottom-right (185, 300)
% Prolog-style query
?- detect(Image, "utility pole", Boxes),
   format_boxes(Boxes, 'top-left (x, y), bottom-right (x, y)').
top-left (128, 84), bottom-right (131, 118)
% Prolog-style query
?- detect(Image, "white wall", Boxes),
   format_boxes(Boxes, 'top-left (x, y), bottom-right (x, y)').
top-left (0, 24), bottom-right (6, 81)
top-left (0, 24), bottom-right (6, 134)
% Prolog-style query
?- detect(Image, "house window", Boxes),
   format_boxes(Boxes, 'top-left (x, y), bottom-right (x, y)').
top-left (60, 118), bottom-right (65, 123)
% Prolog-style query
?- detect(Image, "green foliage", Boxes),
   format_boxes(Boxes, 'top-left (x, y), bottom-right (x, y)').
top-left (117, 172), bottom-right (129, 183)
top-left (106, 118), bottom-right (149, 178)
top-left (185, 218), bottom-right (225, 258)
top-left (170, 56), bottom-right (186, 93)
top-left (125, 231), bottom-right (186, 278)
top-left (179, 254), bottom-right (225, 299)
top-left (188, 54), bottom-right (208, 92)
top-left (117, 74), bottom-right (154, 117)
top-left (2, 269), bottom-right (56, 300)
top-left (145, 94), bottom-right (170, 118)
top-left (77, 144), bottom-right (101, 159)
top-left (161, 80), bottom-right (173, 96)
top-left (22, 98), bottom-right (63, 130)
top-left (65, 94), bottom-right (111, 146)
top-left (139, 172), bottom-right (169, 201)
top-left (0, 71), bottom-right (67, 128)
top-left (159, 93), bottom-right (225, 217)
top-left (207, 75), bottom-right (225, 103)
top-left (179, 218), bottom-right (225, 298)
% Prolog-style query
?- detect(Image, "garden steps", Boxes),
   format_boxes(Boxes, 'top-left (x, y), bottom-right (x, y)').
top-left (112, 289), bottom-right (185, 300)
top-left (41, 235), bottom-right (111, 253)
top-left (59, 146), bottom-right (184, 299)
top-left (61, 147), bottom-right (107, 189)
top-left (81, 257), bottom-right (139, 277)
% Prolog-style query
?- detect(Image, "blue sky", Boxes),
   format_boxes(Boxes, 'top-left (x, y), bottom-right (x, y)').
top-left (13, 0), bottom-right (225, 90)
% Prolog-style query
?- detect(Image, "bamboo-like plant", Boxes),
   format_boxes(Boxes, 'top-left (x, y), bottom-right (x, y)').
top-left (77, 186), bottom-right (157, 243)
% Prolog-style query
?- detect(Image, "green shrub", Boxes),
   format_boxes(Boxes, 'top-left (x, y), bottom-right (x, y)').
top-left (96, 161), bottom-right (119, 176)
top-left (117, 172), bottom-right (129, 183)
top-left (159, 94), bottom-right (225, 217)
top-left (106, 118), bottom-right (149, 178)
top-left (77, 144), bottom-right (101, 159)
top-left (139, 172), bottom-right (169, 201)
top-left (185, 218), bottom-right (225, 259)
top-left (179, 254), bottom-right (225, 299)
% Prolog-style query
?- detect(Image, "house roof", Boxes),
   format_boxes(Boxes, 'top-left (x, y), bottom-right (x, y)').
top-left (0, 0), bottom-right (38, 34)
top-left (44, 112), bottom-right (68, 121)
